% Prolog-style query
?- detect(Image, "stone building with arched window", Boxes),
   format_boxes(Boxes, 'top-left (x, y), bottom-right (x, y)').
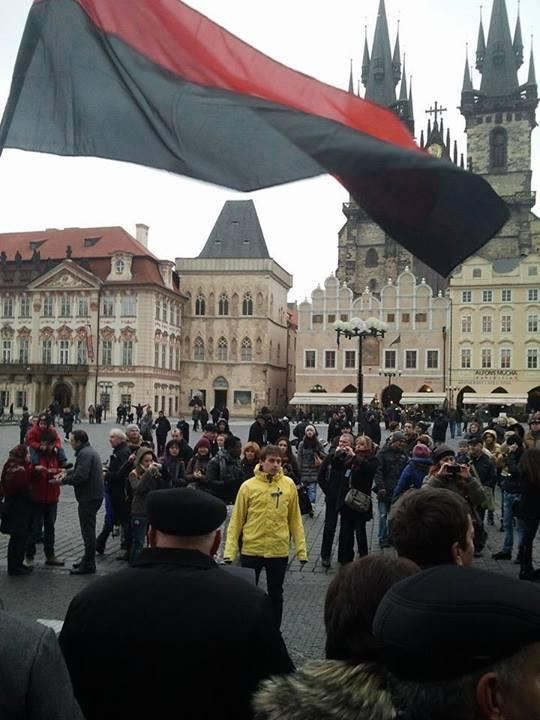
top-left (176, 200), bottom-right (294, 417)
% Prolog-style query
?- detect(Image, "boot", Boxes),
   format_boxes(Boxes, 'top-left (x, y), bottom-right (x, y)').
top-left (45, 555), bottom-right (65, 567)
top-left (96, 526), bottom-right (111, 555)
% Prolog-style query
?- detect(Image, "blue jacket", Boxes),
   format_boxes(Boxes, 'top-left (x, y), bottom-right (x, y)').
top-left (393, 457), bottom-right (433, 501)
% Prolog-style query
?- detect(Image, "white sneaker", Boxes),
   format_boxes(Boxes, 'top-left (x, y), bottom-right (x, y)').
top-left (23, 557), bottom-right (33, 568)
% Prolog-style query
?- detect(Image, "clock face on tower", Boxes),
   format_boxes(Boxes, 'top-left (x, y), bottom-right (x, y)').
top-left (427, 143), bottom-right (443, 159)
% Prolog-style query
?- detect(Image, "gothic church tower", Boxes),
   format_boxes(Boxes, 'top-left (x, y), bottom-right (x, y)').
top-left (460, 0), bottom-right (538, 258)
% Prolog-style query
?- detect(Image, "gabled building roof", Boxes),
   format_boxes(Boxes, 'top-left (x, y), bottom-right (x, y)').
top-left (198, 200), bottom-right (270, 259)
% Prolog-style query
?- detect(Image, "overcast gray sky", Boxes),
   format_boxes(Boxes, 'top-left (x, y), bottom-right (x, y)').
top-left (0, 0), bottom-right (538, 301)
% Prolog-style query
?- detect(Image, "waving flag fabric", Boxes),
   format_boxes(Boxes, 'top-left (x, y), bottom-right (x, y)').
top-left (0, 0), bottom-right (509, 275)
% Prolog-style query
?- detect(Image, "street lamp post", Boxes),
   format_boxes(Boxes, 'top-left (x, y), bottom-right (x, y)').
top-left (335, 317), bottom-right (387, 434)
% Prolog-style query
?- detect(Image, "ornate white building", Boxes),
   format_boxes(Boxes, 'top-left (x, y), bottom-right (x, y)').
top-left (0, 225), bottom-right (184, 415)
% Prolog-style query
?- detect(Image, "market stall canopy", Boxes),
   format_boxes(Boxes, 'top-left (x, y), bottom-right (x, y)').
top-left (462, 394), bottom-right (528, 406)
top-left (289, 393), bottom-right (375, 406)
top-left (400, 393), bottom-right (447, 406)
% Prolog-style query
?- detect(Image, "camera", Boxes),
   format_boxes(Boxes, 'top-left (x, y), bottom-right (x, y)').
top-left (445, 463), bottom-right (460, 477)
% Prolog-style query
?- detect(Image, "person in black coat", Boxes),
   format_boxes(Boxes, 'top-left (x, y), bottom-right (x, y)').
top-left (62, 408), bottom-right (74, 440)
top-left (364, 412), bottom-right (382, 447)
top-left (96, 429), bottom-right (132, 555)
top-left (175, 417), bottom-right (190, 444)
top-left (153, 411), bottom-right (171, 456)
top-left (248, 416), bottom-right (266, 447)
top-left (338, 436), bottom-right (379, 565)
top-left (59, 489), bottom-right (293, 720)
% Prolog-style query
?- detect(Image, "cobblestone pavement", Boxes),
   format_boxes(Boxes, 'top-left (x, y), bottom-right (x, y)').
top-left (0, 420), bottom-right (536, 665)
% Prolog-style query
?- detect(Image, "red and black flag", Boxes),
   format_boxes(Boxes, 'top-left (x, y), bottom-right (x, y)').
top-left (0, 0), bottom-right (508, 275)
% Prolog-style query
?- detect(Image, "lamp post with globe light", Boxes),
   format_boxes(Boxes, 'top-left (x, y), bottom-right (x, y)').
top-left (334, 317), bottom-right (387, 434)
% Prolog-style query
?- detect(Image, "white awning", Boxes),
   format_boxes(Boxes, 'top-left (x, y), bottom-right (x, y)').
top-left (289, 393), bottom-right (374, 406)
top-left (400, 393), bottom-right (447, 406)
top-left (463, 393), bottom-right (528, 406)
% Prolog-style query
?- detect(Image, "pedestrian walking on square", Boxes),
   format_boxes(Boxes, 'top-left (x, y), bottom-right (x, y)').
top-left (297, 424), bottom-right (326, 506)
top-left (87, 404), bottom-right (95, 423)
top-left (54, 430), bottom-right (104, 575)
top-left (492, 434), bottom-right (524, 562)
top-left (25, 431), bottom-right (64, 568)
top-left (62, 406), bottom-right (74, 440)
top-left (60, 489), bottom-right (293, 720)
top-left (0, 445), bottom-right (34, 576)
top-left (224, 445), bottom-right (308, 627)
top-left (153, 409), bottom-right (171, 456)
top-left (19, 405), bottom-right (31, 445)
top-left (373, 432), bottom-right (408, 548)
top-left (248, 414), bottom-right (267, 447)
top-left (139, 407), bottom-right (154, 447)
top-left (96, 428), bottom-right (131, 555)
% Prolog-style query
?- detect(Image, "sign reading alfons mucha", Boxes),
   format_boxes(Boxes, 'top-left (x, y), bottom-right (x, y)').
top-left (473, 369), bottom-right (518, 384)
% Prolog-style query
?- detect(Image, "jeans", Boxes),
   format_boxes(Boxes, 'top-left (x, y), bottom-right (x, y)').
top-left (502, 492), bottom-right (523, 554)
top-left (129, 514), bottom-right (147, 563)
top-left (26, 502), bottom-right (58, 559)
top-left (77, 499), bottom-right (103, 568)
top-left (240, 555), bottom-right (288, 628)
top-left (449, 421), bottom-right (456, 439)
top-left (456, 422), bottom-right (462, 437)
top-left (304, 482), bottom-right (317, 504)
top-left (320, 494), bottom-right (339, 561)
top-left (338, 508), bottom-right (368, 564)
top-left (377, 497), bottom-right (391, 545)
top-left (29, 447), bottom-right (68, 465)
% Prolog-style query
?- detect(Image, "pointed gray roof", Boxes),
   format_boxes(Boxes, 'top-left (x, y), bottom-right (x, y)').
top-left (361, 29), bottom-right (370, 86)
top-left (365, 0), bottom-right (397, 107)
top-left (198, 200), bottom-right (270, 259)
top-left (528, 47), bottom-right (537, 86)
top-left (513, 11), bottom-right (524, 67)
top-left (408, 76), bottom-right (414, 124)
top-left (392, 24), bottom-right (402, 84)
top-left (480, 0), bottom-right (520, 97)
top-left (348, 59), bottom-right (354, 93)
top-left (476, 16), bottom-right (486, 70)
top-left (462, 55), bottom-right (473, 92)
top-left (399, 55), bottom-right (408, 101)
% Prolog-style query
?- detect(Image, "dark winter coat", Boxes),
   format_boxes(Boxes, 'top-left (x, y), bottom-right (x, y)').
top-left (0, 458), bottom-right (33, 536)
top-left (63, 443), bottom-right (104, 503)
top-left (317, 452), bottom-right (349, 502)
top-left (176, 419), bottom-right (190, 444)
top-left (341, 455), bottom-right (379, 521)
top-left (254, 660), bottom-right (395, 720)
top-left (59, 548), bottom-right (294, 720)
top-left (105, 441), bottom-right (132, 522)
top-left (154, 416), bottom-right (171, 439)
top-left (205, 451), bottom-right (243, 503)
top-left (373, 446), bottom-right (409, 496)
top-left (248, 421), bottom-right (266, 447)
top-left (297, 439), bottom-right (326, 485)
top-left (392, 457), bottom-right (434, 501)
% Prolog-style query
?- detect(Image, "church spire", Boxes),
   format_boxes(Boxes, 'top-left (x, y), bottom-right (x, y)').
top-left (392, 20), bottom-right (402, 86)
top-left (361, 26), bottom-right (370, 87)
top-left (365, 0), bottom-right (397, 107)
top-left (479, 0), bottom-right (520, 97)
top-left (348, 58), bottom-right (354, 94)
top-left (462, 53), bottom-right (473, 93)
top-left (399, 54), bottom-right (408, 101)
top-left (526, 46), bottom-right (537, 100)
top-left (476, 8), bottom-right (486, 71)
top-left (513, 2), bottom-right (524, 69)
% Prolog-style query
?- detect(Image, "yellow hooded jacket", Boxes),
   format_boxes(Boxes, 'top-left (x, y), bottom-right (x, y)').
top-left (224, 466), bottom-right (307, 562)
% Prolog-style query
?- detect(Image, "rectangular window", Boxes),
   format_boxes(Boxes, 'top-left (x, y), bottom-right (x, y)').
top-left (155, 300), bottom-right (161, 321)
top-left (482, 290), bottom-right (493, 303)
top-left (386, 313), bottom-right (395, 323)
top-left (102, 340), bottom-right (112, 366)
top-left (405, 350), bottom-right (417, 369)
top-left (481, 348), bottom-right (492, 369)
top-left (59, 340), bottom-right (70, 365)
top-left (169, 346), bottom-right (174, 369)
top-left (472, 268), bottom-right (482, 278)
top-left (415, 313), bottom-right (427, 323)
top-left (501, 289), bottom-right (512, 302)
top-left (123, 340), bottom-right (134, 366)
top-left (344, 350), bottom-right (356, 369)
top-left (528, 315), bottom-right (539, 333)
top-left (501, 315), bottom-right (512, 333)
top-left (16, 390), bottom-right (27, 409)
top-left (327, 314), bottom-right (336, 324)
top-left (461, 316), bottom-right (472, 333)
top-left (155, 344), bottom-right (160, 367)
top-left (340, 314), bottom-right (349, 322)
top-left (19, 339), bottom-right (29, 364)
top-left (2, 297), bottom-right (13, 317)
top-left (384, 350), bottom-right (397, 369)
top-left (2, 340), bottom-right (12, 363)
top-left (402, 313), bottom-right (410, 323)
top-left (426, 350), bottom-right (439, 369)
top-left (528, 267), bottom-right (538, 276)
top-left (60, 296), bottom-right (71, 317)
top-left (175, 347), bottom-right (180, 371)
top-left (78, 297), bottom-right (89, 317)
top-left (20, 296), bottom-right (30, 318)
top-left (500, 348), bottom-right (512, 369)
top-left (121, 295), bottom-right (136, 316)
top-left (529, 289), bottom-right (539, 302)
top-left (42, 339), bottom-right (52, 364)
top-left (162, 303), bottom-right (168, 324)
top-left (528, 349), bottom-right (539, 369)
top-left (304, 350), bottom-right (316, 368)
top-left (462, 291), bottom-right (472, 303)
top-left (77, 340), bottom-right (87, 365)
top-left (325, 350), bottom-right (336, 369)
top-left (102, 295), bottom-right (114, 317)
top-left (482, 315), bottom-right (492, 333)
top-left (461, 348), bottom-right (472, 369)
top-left (312, 314), bottom-right (323, 324)
top-left (161, 345), bottom-right (167, 369)
top-left (234, 390), bottom-right (252, 407)
top-left (43, 296), bottom-right (54, 318)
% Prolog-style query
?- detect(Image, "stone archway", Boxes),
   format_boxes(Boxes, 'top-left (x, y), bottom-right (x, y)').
top-left (381, 384), bottom-right (403, 407)
top-left (456, 385), bottom-right (475, 410)
top-left (53, 381), bottom-right (72, 410)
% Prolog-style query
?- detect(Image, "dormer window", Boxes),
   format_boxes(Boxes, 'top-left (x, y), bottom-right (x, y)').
top-left (115, 259), bottom-right (125, 274)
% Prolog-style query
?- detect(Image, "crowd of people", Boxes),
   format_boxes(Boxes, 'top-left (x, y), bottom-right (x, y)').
top-left (1, 402), bottom-right (540, 718)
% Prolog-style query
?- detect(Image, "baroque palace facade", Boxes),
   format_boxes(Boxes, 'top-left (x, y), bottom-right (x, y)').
top-left (0, 225), bottom-right (184, 416)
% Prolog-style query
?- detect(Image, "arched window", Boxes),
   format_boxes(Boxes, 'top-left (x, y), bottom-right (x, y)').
top-left (195, 294), bottom-right (206, 316)
top-left (490, 128), bottom-right (507, 170)
top-left (240, 337), bottom-right (252, 362)
top-left (218, 294), bottom-right (229, 316)
top-left (369, 278), bottom-right (378, 292)
top-left (216, 336), bottom-right (228, 361)
top-left (193, 337), bottom-right (205, 361)
top-left (366, 248), bottom-right (379, 268)
top-left (242, 293), bottom-right (253, 316)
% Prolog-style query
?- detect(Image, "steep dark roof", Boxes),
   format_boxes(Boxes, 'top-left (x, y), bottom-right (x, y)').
top-left (198, 200), bottom-right (270, 259)
top-left (364, 0), bottom-right (397, 107)
top-left (479, 0), bottom-right (520, 97)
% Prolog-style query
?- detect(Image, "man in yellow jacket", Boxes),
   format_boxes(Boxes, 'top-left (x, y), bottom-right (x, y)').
top-left (224, 444), bottom-right (308, 627)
